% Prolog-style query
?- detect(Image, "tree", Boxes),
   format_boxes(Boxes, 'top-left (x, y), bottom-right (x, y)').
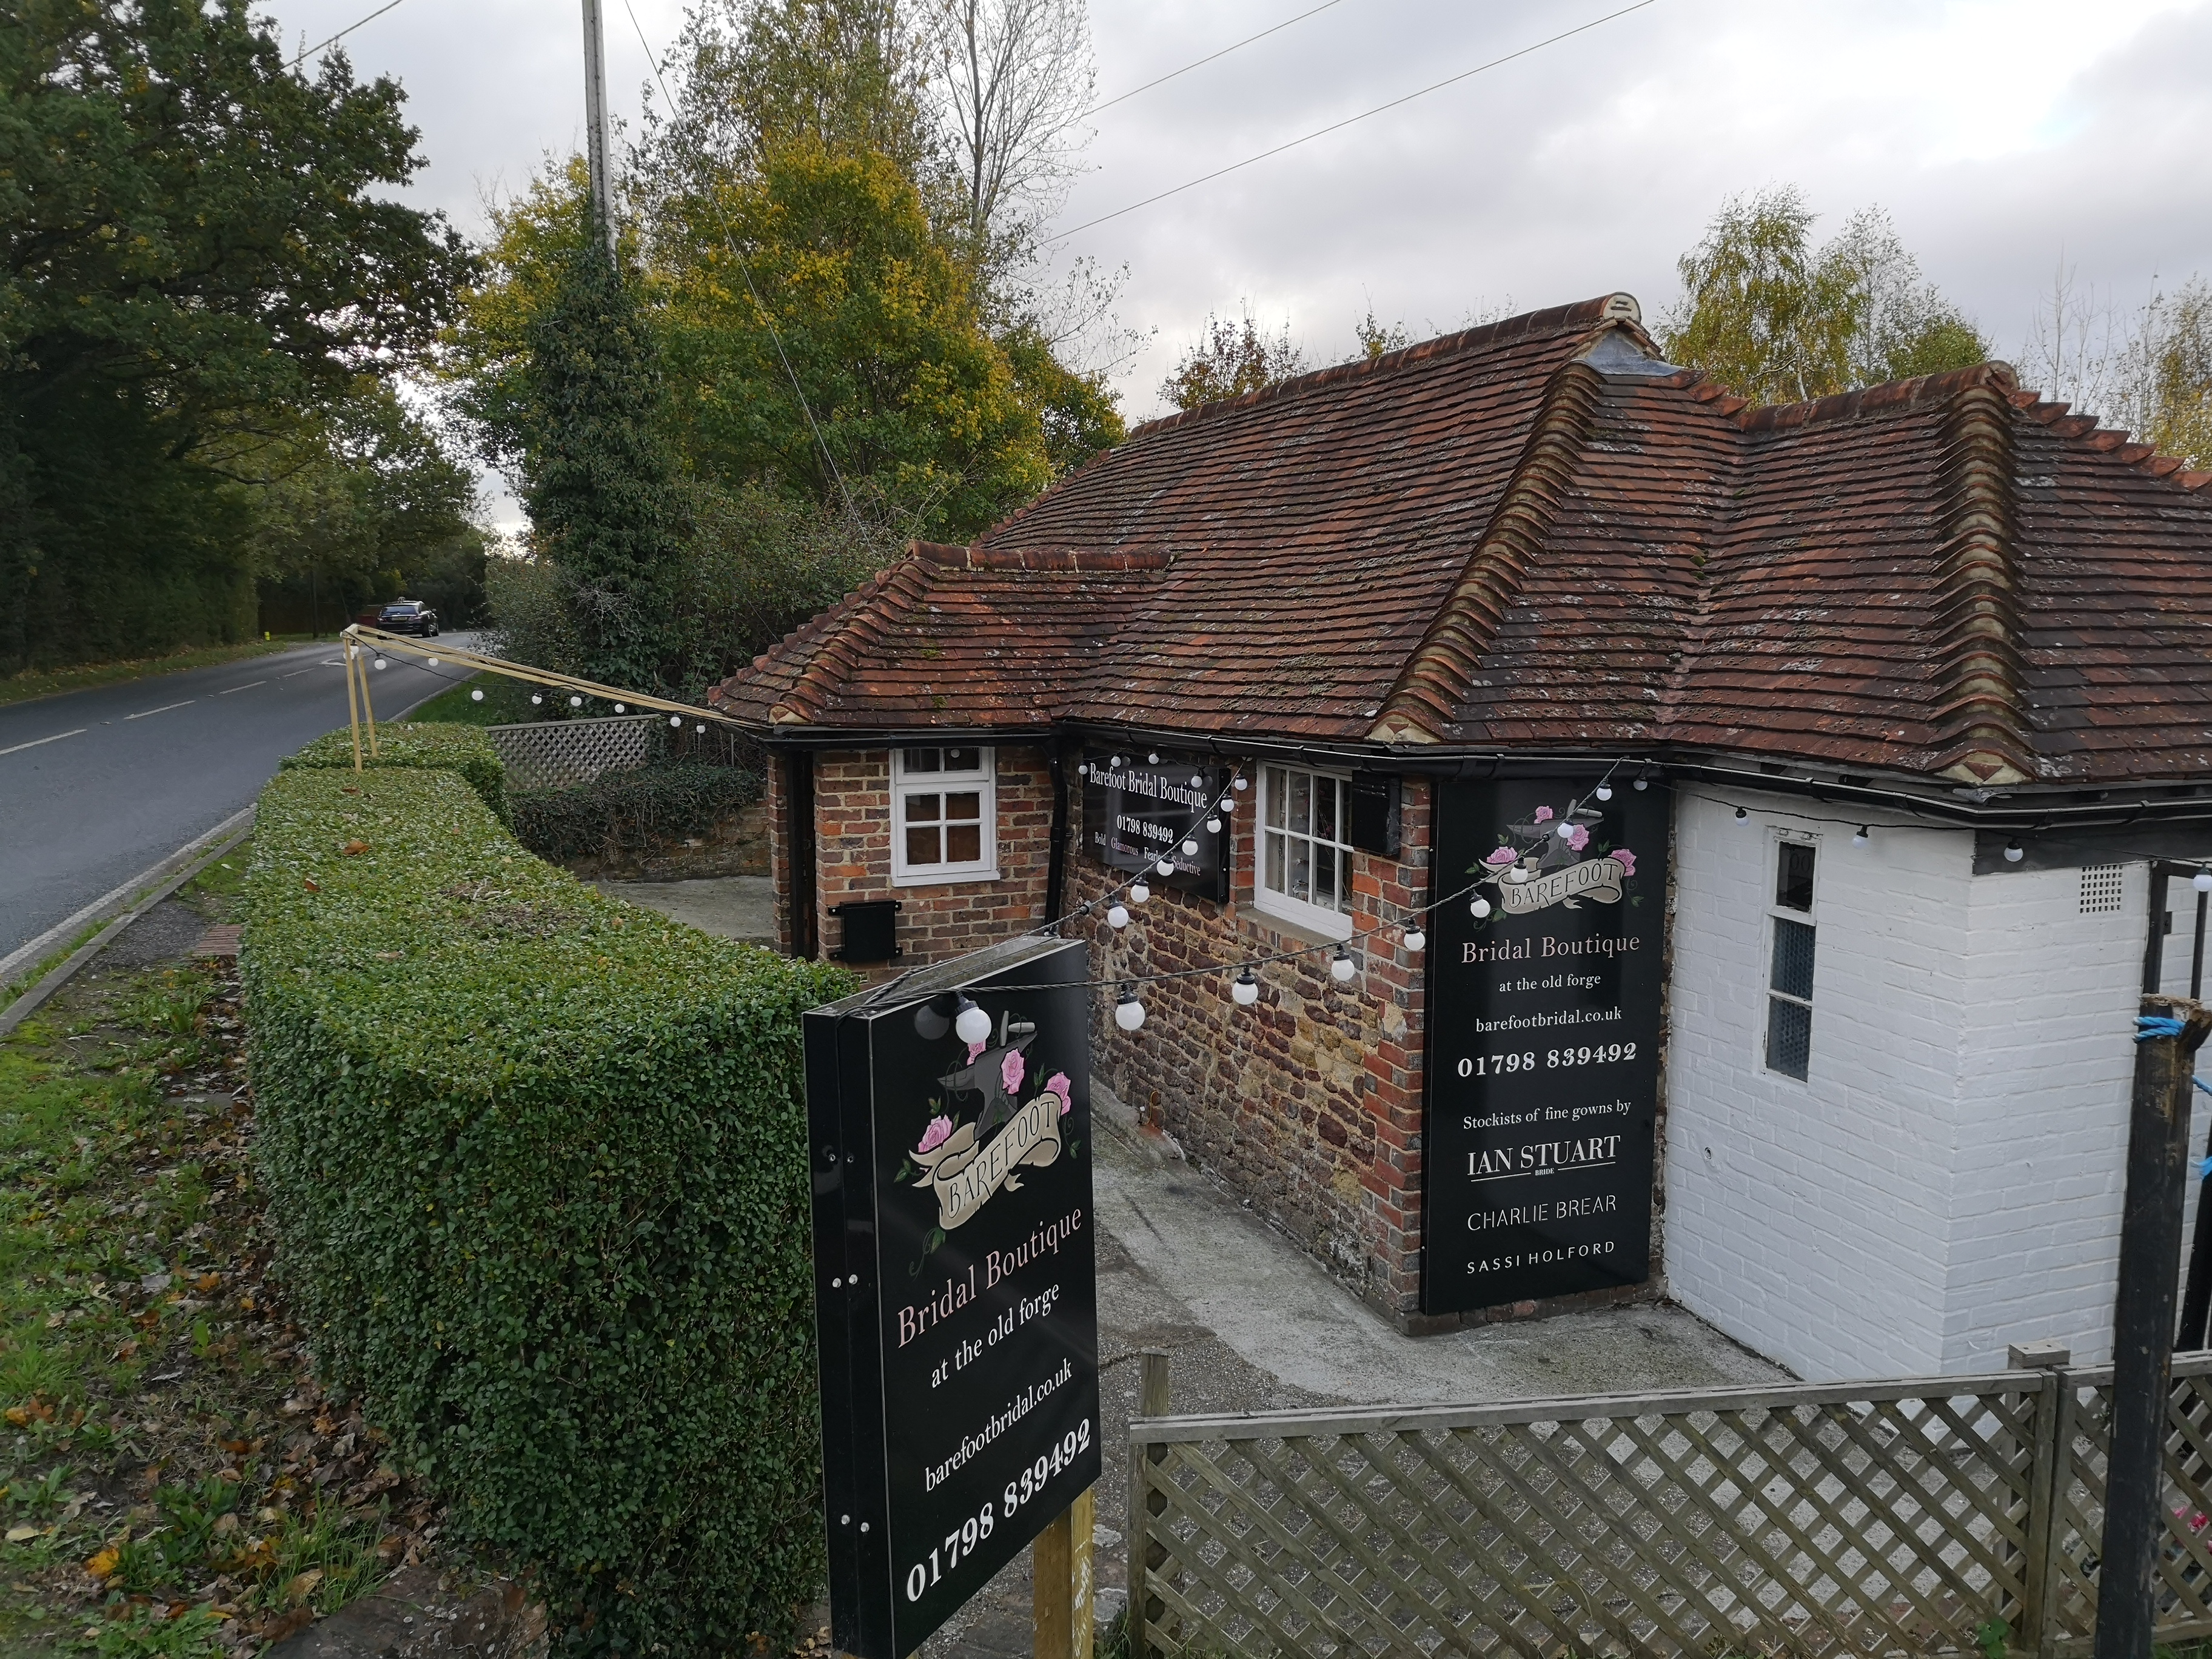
top-left (657, 141), bottom-right (1054, 538)
top-left (1159, 306), bottom-right (1309, 411)
top-left (518, 238), bottom-right (690, 694)
top-left (2023, 267), bottom-right (2212, 468)
top-left (1659, 187), bottom-right (1986, 405)
top-left (0, 0), bottom-right (472, 672)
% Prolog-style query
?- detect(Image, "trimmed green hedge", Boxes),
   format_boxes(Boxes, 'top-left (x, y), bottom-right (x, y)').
top-left (280, 723), bottom-right (508, 822)
top-left (509, 762), bottom-right (765, 865)
top-left (242, 765), bottom-right (851, 1652)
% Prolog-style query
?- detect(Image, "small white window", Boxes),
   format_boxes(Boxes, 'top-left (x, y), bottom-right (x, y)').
top-left (1253, 763), bottom-right (1355, 939)
top-left (891, 747), bottom-right (997, 886)
top-left (1766, 837), bottom-right (1817, 1081)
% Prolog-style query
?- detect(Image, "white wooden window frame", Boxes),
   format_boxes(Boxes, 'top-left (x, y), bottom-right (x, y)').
top-left (1252, 763), bottom-right (1356, 940)
top-left (890, 746), bottom-right (999, 886)
top-left (1764, 832), bottom-right (1818, 1082)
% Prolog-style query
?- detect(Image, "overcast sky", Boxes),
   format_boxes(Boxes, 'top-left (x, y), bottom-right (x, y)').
top-left (256, 0), bottom-right (2212, 520)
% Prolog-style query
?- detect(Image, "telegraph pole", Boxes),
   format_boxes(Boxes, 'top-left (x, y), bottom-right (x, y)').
top-left (580, 0), bottom-right (617, 256)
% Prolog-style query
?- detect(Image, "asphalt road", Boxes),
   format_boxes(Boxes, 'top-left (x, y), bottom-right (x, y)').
top-left (0, 637), bottom-right (478, 961)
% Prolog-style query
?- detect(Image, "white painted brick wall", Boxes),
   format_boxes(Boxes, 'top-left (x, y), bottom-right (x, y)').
top-left (1664, 794), bottom-right (2194, 1381)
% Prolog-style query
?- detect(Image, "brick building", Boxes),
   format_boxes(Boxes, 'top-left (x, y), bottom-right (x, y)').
top-left (712, 294), bottom-right (2212, 1376)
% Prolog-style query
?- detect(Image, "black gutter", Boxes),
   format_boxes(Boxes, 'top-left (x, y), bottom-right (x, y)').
top-left (1042, 740), bottom-right (1070, 925)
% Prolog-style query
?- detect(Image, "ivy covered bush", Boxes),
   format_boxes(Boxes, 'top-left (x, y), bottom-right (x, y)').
top-left (241, 764), bottom-right (851, 1651)
top-left (280, 722), bottom-right (509, 822)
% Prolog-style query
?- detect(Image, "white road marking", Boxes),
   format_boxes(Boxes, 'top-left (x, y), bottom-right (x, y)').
top-left (216, 680), bottom-right (267, 695)
top-left (124, 700), bottom-right (195, 720)
top-left (0, 728), bottom-right (87, 758)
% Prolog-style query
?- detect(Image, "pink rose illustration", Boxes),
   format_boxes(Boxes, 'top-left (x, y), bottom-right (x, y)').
top-left (965, 1040), bottom-right (986, 1063)
top-left (1045, 1071), bottom-right (1073, 1115)
top-left (1612, 848), bottom-right (1637, 878)
top-left (1533, 805), bottom-right (1554, 822)
top-left (1484, 846), bottom-right (1518, 867)
top-left (1568, 825), bottom-right (1590, 852)
top-left (916, 1114), bottom-right (953, 1155)
top-left (1001, 1049), bottom-right (1026, 1094)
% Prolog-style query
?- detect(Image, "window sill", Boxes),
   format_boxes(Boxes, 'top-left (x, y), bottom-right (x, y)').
top-left (890, 867), bottom-right (1002, 889)
top-left (1241, 899), bottom-right (1353, 947)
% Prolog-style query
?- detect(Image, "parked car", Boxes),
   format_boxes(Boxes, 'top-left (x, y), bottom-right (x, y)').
top-left (375, 599), bottom-right (440, 637)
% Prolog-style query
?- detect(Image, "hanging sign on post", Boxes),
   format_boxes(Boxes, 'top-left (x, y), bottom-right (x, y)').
top-left (806, 936), bottom-right (1101, 1659)
top-left (1421, 777), bottom-right (1669, 1314)
top-left (1082, 753), bottom-right (1230, 901)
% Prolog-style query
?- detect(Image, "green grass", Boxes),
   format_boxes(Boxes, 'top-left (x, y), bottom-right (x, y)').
top-left (0, 640), bottom-right (315, 709)
top-left (0, 951), bottom-right (426, 1652)
top-left (399, 672), bottom-right (537, 726)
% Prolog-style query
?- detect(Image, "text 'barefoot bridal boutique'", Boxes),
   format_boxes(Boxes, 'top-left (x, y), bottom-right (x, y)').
top-left (713, 293), bottom-right (2212, 1382)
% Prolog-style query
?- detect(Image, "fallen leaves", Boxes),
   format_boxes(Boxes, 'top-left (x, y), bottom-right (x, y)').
top-left (83, 1547), bottom-right (116, 1581)
top-left (340, 840), bottom-right (369, 857)
top-left (4, 1397), bottom-right (53, 1428)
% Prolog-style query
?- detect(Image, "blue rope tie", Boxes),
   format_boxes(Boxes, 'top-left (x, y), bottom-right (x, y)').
top-left (2138, 1015), bottom-right (2188, 1041)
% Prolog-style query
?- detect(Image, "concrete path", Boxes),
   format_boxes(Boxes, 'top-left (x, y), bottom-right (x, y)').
top-left (0, 635), bottom-right (474, 960)
top-left (591, 875), bottom-right (776, 945)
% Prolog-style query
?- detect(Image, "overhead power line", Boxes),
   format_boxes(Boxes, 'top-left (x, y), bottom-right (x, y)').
top-left (289, 0), bottom-right (412, 66)
top-left (1080, 0), bottom-right (1351, 119)
top-left (1047, 0), bottom-right (1661, 245)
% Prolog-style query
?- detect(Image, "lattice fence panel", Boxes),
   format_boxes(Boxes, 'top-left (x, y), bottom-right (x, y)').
top-left (486, 716), bottom-right (652, 791)
top-left (2043, 1359), bottom-right (2212, 1652)
top-left (1134, 1384), bottom-right (2044, 1659)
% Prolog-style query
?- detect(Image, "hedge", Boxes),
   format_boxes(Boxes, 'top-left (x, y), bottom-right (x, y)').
top-left (280, 722), bottom-right (508, 823)
top-left (241, 764), bottom-right (852, 1652)
top-left (508, 761), bottom-right (765, 865)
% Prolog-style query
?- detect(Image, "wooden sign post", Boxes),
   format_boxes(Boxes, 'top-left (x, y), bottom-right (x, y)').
top-left (806, 936), bottom-right (1103, 1659)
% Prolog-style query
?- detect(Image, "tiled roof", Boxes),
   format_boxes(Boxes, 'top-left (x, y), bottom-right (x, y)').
top-left (711, 294), bottom-right (2212, 786)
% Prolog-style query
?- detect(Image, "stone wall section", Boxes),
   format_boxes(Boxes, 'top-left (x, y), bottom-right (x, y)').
top-left (1059, 768), bottom-right (1435, 1329)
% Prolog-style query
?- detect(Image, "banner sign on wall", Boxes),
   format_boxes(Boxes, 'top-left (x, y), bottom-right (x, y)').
top-left (1082, 752), bottom-right (1230, 901)
top-left (805, 937), bottom-right (1101, 1659)
top-left (1421, 779), bottom-right (1669, 1314)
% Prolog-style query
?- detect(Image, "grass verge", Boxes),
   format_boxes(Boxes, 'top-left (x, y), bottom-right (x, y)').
top-left (0, 902), bottom-right (441, 1652)
top-left (396, 674), bottom-right (535, 726)
top-left (0, 643), bottom-right (315, 710)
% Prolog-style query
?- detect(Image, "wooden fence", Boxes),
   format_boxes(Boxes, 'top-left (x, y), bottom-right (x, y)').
top-left (1126, 1352), bottom-right (2212, 1658)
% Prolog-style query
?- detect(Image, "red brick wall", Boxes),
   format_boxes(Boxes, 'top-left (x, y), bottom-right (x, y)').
top-left (1061, 768), bottom-right (1434, 1329)
top-left (769, 745), bottom-right (1056, 973)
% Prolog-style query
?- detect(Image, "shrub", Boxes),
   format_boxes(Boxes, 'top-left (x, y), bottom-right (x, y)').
top-left (241, 765), bottom-right (851, 1652)
top-left (280, 722), bottom-right (508, 822)
top-left (508, 761), bottom-right (764, 865)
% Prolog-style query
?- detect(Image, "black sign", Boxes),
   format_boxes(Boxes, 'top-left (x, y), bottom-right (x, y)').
top-left (1421, 777), bottom-right (1668, 1314)
top-left (805, 936), bottom-right (1101, 1659)
top-left (1082, 752), bottom-right (1229, 901)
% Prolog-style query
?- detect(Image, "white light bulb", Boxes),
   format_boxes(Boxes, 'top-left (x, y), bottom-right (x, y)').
top-left (471, 689), bottom-right (484, 702)
top-left (2003, 840), bottom-right (2025, 863)
top-left (427, 657), bottom-right (439, 666)
top-left (570, 695), bottom-right (583, 708)
top-left (1330, 949), bottom-right (1356, 984)
top-left (1206, 817), bottom-right (1221, 834)
top-left (954, 999), bottom-right (991, 1046)
top-left (614, 703), bottom-right (625, 713)
top-left (671, 716), bottom-right (682, 728)
top-left (374, 658), bottom-right (387, 671)
top-left (1107, 903), bottom-right (1130, 929)
top-left (1557, 821), bottom-right (1575, 839)
top-left (1147, 752), bottom-right (1159, 765)
top-left (1734, 806), bottom-right (1749, 822)
top-left (695, 724), bottom-right (705, 734)
top-left (1156, 859), bottom-right (1175, 876)
top-left (1129, 882), bottom-right (1150, 904)
top-left (1114, 990), bottom-right (1145, 1031)
top-left (1403, 928), bottom-right (1426, 953)
top-left (1634, 778), bottom-right (1647, 791)
top-left (1188, 774), bottom-right (1202, 786)
top-left (1508, 867), bottom-right (1529, 883)
top-left (1182, 839), bottom-right (1199, 856)
top-left (1077, 763), bottom-right (1089, 776)
top-left (2196, 871), bottom-right (2212, 894)
top-left (1852, 826), bottom-right (1870, 847)
top-left (1220, 797), bottom-right (1235, 813)
top-left (1111, 754), bottom-right (1124, 768)
top-left (1231, 970), bottom-right (1259, 1007)
top-left (1233, 777), bottom-right (1247, 791)
top-left (1470, 897), bottom-right (1492, 919)
top-left (1595, 784), bottom-right (1613, 802)
top-left (531, 694), bottom-right (543, 705)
